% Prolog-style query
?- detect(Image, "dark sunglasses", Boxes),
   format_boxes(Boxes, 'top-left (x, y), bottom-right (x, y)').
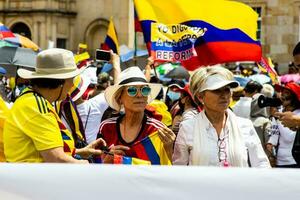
top-left (126, 86), bottom-right (151, 97)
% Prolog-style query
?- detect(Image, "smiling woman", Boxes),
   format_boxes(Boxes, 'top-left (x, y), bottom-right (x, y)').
top-left (173, 65), bottom-right (270, 168)
top-left (98, 66), bottom-right (176, 164)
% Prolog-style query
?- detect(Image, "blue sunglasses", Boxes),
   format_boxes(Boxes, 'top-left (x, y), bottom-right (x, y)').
top-left (126, 86), bottom-right (151, 97)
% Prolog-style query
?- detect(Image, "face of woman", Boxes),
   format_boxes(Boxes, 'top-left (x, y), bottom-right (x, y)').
top-left (199, 86), bottom-right (231, 113)
top-left (120, 85), bottom-right (150, 113)
top-left (280, 88), bottom-right (293, 108)
top-left (60, 78), bottom-right (74, 100)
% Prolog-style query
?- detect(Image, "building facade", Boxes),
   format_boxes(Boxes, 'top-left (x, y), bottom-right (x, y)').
top-left (241, 0), bottom-right (300, 73)
top-left (0, 0), bottom-right (299, 73)
top-left (0, 0), bottom-right (134, 54)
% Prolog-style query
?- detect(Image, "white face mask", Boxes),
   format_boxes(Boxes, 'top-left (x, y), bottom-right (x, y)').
top-left (167, 91), bottom-right (180, 101)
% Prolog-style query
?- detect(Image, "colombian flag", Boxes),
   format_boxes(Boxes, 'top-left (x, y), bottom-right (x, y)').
top-left (114, 155), bottom-right (151, 165)
top-left (102, 18), bottom-right (120, 54)
top-left (134, 0), bottom-right (262, 70)
top-left (0, 23), bottom-right (15, 39)
top-left (131, 132), bottom-right (172, 165)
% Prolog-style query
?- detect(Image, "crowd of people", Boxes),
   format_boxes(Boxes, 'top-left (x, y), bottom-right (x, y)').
top-left (0, 41), bottom-right (299, 168)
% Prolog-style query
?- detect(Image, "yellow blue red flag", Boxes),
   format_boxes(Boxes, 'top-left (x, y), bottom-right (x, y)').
top-left (134, 0), bottom-right (262, 70)
top-left (102, 18), bottom-right (120, 54)
top-left (131, 132), bottom-right (172, 165)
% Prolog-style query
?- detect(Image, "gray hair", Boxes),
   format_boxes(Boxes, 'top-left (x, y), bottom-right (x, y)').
top-left (190, 65), bottom-right (234, 96)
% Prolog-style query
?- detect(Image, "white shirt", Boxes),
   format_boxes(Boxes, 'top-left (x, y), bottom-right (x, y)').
top-left (268, 109), bottom-right (300, 166)
top-left (173, 112), bottom-right (270, 167)
top-left (232, 97), bottom-right (252, 119)
top-left (76, 93), bottom-right (109, 144)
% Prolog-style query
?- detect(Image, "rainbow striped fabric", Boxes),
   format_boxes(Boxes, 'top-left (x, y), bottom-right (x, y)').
top-left (0, 23), bottom-right (15, 39)
top-left (134, 0), bottom-right (262, 70)
top-left (102, 18), bottom-right (120, 54)
top-left (131, 132), bottom-right (172, 165)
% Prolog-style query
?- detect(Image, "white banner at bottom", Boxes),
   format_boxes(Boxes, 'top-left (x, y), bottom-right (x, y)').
top-left (0, 164), bottom-right (299, 200)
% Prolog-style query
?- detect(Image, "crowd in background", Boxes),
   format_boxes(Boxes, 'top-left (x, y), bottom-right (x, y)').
top-left (0, 41), bottom-right (299, 168)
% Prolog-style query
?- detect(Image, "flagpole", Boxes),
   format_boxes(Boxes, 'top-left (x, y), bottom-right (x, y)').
top-left (134, 31), bottom-right (137, 66)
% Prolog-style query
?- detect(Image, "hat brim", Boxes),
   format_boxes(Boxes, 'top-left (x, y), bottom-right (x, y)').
top-left (71, 77), bottom-right (91, 101)
top-left (17, 67), bottom-right (86, 79)
top-left (104, 82), bottom-right (162, 111)
top-left (200, 80), bottom-right (239, 92)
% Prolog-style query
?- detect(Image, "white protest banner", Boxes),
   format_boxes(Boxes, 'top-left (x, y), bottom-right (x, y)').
top-left (150, 23), bottom-right (206, 62)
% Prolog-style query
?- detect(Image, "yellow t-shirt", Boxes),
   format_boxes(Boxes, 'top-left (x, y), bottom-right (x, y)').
top-left (3, 89), bottom-right (65, 162)
top-left (0, 96), bottom-right (8, 162)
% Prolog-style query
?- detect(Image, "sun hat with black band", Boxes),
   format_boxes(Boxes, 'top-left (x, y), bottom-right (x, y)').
top-left (104, 66), bottom-right (162, 111)
top-left (17, 48), bottom-right (85, 79)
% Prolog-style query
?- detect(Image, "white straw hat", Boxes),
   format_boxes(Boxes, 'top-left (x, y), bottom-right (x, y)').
top-left (199, 73), bottom-right (239, 93)
top-left (104, 66), bottom-right (162, 111)
top-left (17, 48), bottom-right (85, 79)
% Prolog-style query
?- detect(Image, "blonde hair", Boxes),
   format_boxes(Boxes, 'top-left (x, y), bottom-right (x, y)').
top-left (190, 65), bottom-right (234, 96)
top-left (114, 87), bottom-right (124, 110)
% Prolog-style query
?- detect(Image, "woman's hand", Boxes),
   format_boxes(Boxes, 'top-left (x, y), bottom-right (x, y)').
top-left (158, 126), bottom-right (176, 159)
top-left (75, 138), bottom-right (107, 159)
top-left (275, 112), bottom-right (300, 130)
top-left (102, 145), bottom-right (130, 164)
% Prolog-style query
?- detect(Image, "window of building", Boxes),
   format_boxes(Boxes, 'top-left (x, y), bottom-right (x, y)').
top-left (56, 38), bottom-right (67, 49)
top-left (252, 7), bottom-right (262, 42)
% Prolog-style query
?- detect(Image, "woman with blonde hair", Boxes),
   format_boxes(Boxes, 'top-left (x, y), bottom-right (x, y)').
top-left (173, 65), bottom-right (270, 167)
top-left (98, 66), bottom-right (175, 164)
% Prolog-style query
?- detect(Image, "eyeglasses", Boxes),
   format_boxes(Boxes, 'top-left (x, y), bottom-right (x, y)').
top-left (126, 86), bottom-right (151, 97)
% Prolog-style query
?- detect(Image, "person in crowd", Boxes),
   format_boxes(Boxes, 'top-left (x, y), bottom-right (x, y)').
top-left (233, 80), bottom-right (262, 118)
top-left (98, 66), bottom-right (176, 164)
top-left (275, 42), bottom-right (300, 129)
top-left (173, 65), bottom-right (270, 167)
top-left (166, 79), bottom-right (186, 117)
top-left (3, 48), bottom-right (107, 163)
top-left (75, 43), bottom-right (91, 69)
top-left (57, 74), bottom-right (109, 147)
top-left (172, 84), bottom-right (201, 135)
top-left (0, 96), bottom-right (8, 162)
top-left (266, 82), bottom-right (300, 168)
top-left (250, 84), bottom-right (274, 148)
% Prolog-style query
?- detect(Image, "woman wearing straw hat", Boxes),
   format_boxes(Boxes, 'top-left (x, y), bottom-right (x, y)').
top-left (3, 48), bottom-right (106, 163)
top-left (98, 66), bottom-right (176, 164)
top-left (173, 66), bottom-right (270, 167)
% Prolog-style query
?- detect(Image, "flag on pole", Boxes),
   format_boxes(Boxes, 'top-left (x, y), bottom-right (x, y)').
top-left (256, 57), bottom-right (279, 84)
top-left (134, 0), bottom-right (262, 71)
top-left (102, 18), bottom-right (120, 54)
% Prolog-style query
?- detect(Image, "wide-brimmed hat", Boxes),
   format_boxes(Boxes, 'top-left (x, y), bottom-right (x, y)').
top-left (199, 73), bottom-right (239, 93)
top-left (17, 48), bottom-right (85, 79)
top-left (69, 75), bottom-right (91, 101)
top-left (104, 66), bottom-right (162, 111)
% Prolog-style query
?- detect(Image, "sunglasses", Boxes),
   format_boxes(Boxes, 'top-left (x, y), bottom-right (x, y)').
top-left (126, 86), bottom-right (151, 97)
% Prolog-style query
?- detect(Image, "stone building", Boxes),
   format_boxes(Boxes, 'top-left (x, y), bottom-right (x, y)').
top-left (0, 0), bottom-right (299, 73)
top-left (240, 0), bottom-right (300, 73)
top-left (0, 0), bottom-right (134, 54)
